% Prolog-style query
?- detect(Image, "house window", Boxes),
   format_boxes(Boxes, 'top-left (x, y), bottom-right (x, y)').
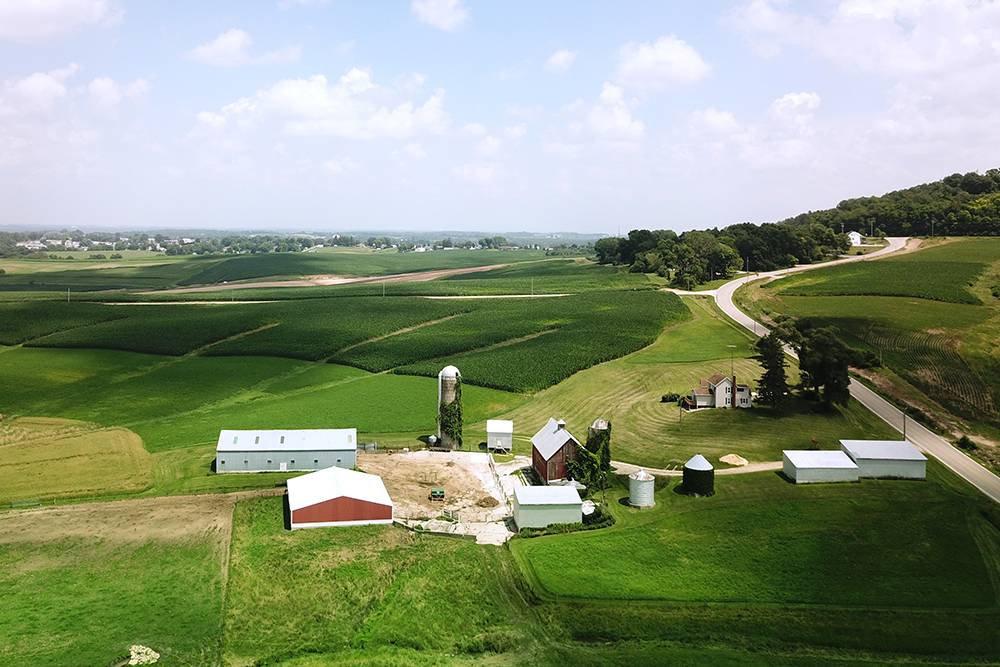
top-left (280, 436), bottom-right (285, 444)
top-left (726, 397), bottom-right (731, 405)
top-left (741, 398), bottom-right (748, 405)
top-left (254, 436), bottom-right (260, 444)
top-left (232, 436), bottom-right (238, 444)
top-left (726, 386), bottom-right (731, 394)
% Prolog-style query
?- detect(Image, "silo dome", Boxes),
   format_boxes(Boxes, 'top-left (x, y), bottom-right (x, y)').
top-left (682, 454), bottom-right (715, 497)
top-left (438, 365), bottom-right (461, 379)
top-left (628, 468), bottom-right (655, 508)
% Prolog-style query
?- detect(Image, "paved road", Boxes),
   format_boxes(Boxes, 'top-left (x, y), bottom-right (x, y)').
top-left (713, 237), bottom-right (1000, 504)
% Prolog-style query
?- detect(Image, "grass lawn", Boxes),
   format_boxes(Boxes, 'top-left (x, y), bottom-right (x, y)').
top-left (497, 297), bottom-right (897, 467)
top-left (0, 536), bottom-right (225, 667)
top-left (0, 417), bottom-right (151, 504)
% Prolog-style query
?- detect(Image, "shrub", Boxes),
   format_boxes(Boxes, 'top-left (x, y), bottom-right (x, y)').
top-left (956, 435), bottom-right (977, 451)
top-left (661, 392), bottom-right (680, 403)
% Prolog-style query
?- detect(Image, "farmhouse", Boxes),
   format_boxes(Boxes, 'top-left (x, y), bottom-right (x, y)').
top-left (684, 372), bottom-right (752, 409)
top-left (486, 419), bottom-right (513, 452)
top-left (531, 418), bottom-right (581, 484)
top-left (512, 485), bottom-right (582, 529)
top-left (848, 230), bottom-right (867, 246)
top-left (216, 429), bottom-right (357, 473)
top-left (840, 440), bottom-right (927, 479)
top-left (287, 466), bottom-right (393, 529)
top-left (783, 450), bottom-right (859, 484)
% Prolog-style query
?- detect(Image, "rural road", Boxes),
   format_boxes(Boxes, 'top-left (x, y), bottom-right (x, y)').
top-left (714, 237), bottom-right (1000, 505)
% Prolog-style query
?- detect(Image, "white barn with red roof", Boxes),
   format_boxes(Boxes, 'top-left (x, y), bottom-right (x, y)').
top-left (287, 466), bottom-right (393, 529)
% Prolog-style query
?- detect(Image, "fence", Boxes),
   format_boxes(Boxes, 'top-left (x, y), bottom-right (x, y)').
top-left (488, 454), bottom-right (512, 512)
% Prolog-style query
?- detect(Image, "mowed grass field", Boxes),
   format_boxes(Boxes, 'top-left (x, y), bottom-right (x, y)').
top-left (737, 238), bottom-right (1000, 427)
top-left (494, 297), bottom-right (897, 467)
top-left (0, 417), bottom-right (151, 503)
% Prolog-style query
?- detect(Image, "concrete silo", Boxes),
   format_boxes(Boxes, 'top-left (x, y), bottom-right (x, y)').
top-left (682, 454), bottom-right (715, 497)
top-left (628, 468), bottom-right (655, 508)
top-left (437, 365), bottom-right (462, 450)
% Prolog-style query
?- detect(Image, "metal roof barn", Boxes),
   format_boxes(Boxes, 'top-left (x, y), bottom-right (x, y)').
top-left (783, 450), bottom-right (859, 484)
top-left (840, 440), bottom-right (927, 480)
top-left (216, 429), bottom-right (357, 473)
top-left (287, 466), bottom-right (393, 529)
top-left (512, 485), bottom-right (583, 529)
top-left (486, 419), bottom-right (514, 452)
top-left (531, 417), bottom-right (581, 484)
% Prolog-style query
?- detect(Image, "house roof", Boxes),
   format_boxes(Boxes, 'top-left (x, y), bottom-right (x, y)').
top-left (486, 419), bottom-right (514, 434)
top-left (706, 372), bottom-right (728, 386)
top-left (693, 387), bottom-right (711, 395)
top-left (783, 450), bottom-right (858, 469)
top-left (513, 485), bottom-right (582, 506)
top-left (840, 440), bottom-right (926, 462)
top-left (287, 466), bottom-right (393, 511)
top-left (217, 429), bottom-right (356, 453)
top-left (531, 417), bottom-right (581, 461)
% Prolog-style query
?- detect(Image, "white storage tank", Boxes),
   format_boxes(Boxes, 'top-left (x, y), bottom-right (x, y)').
top-left (628, 468), bottom-right (655, 508)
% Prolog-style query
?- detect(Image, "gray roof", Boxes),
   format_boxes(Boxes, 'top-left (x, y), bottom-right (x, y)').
top-left (513, 485), bottom-right (582, 505)
top-left (217, 429), bottom-right (356, 453)
top-left (530, 417), bottom-right (581, 461)
top-left (783, 450), bottom-right (858, 469)
top-left (840, 440), bottom-right (927, 462)
top-left (684, 454), bottom-right (714, 471)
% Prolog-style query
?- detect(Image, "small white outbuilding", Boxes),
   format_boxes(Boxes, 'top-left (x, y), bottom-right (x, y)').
top-left (783, 450), bottom-right (859, 484)
top-left (840, 440), bottom-right (927, 479)
top-left (287, 466), bottom-right (393, 529)
top-left (512, 485), bottom-right (582, 530)
top-left (486, 419), bottom-right (514, 452)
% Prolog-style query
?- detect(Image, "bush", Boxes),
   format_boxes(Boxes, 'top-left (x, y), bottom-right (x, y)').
top-left (956, 435), bottom-right (977, 451)
top-left (661, 392), bottom-right (680, 403)
top-left (110, 253), bottom-right (123, 260)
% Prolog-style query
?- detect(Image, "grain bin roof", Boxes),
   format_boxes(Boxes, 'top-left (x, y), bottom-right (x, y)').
top-left (531, 417), bottom-right (581, 460)
top-left (784, 450), bottom-right (858, 469)
top-left (287, 466), bottom-right (392, 511)
top-left (217, 429), bottom-right (356, 453)
top-left (630, 468), bottom-right (654, 481)
top-left (513, 485), bottom-right (582, 505)
top-left (486, 419), bottom-right (514, 434)
top-left (684, 454), bottom-right (714, 471)
top-left (438, 365), bottom-right (461, 378)
top-left (840, 440), bottom-right (927, 461)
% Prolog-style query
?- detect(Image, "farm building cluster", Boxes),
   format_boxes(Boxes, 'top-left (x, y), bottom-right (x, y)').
top-left (783, 440), bottom-right (927, 484)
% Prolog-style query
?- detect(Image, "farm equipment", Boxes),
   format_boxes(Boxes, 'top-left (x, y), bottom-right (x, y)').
top-left (429, 488), bottom-right (445, 502)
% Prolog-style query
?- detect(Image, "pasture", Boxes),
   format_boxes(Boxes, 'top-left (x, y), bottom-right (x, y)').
top-left (0, 417), bottom-right (151, 504)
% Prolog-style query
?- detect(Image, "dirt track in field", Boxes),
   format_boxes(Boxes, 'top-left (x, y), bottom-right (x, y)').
top-left (151, 264), bottom-right (510, 294)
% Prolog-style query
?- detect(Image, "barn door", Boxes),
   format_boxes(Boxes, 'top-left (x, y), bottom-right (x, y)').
top-left (280, 462), bottom-right (287, 472)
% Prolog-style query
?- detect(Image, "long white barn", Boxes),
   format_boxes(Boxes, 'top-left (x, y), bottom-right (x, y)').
top-left (840, 440), bottom-right (927, 479)
top-left (216, 429), bottom-right (357, 473)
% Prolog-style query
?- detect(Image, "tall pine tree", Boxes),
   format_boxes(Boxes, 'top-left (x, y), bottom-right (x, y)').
top-left (753, 332), bottom-right (788, 411)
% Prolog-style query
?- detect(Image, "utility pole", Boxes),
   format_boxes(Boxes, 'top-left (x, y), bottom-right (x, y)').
top-left (727, 344), bottom-right (737, 378)
top-left (902, 407), bottom-right (907, 440)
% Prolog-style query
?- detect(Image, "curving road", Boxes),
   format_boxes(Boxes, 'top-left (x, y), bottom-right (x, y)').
top-left (714, 238), bottom-right (1000, 505)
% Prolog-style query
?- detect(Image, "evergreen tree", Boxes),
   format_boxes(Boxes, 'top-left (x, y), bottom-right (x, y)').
top-left (753, 332), bottom-right (788, 411)
top-left (796, 327), bottom-right (852, 408)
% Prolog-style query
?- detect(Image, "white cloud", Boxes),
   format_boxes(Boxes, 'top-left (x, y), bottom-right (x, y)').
top-left (616, 36), bottom-right (712, 90)
top-left (461, 122), bottom-right (486, 136)
top-left (582, 83), bottom-right (645, 139)
top-left (0, 64), bottom-right (79, 116)
top-left (504, 124), bottom-right (526, 139)
top-left (335, 39), bottom-right (357, 55)
top-left (188, 29), bottom-right (300, 67)
top-left (545, 49), bottom-right (577, 73)
top-left (476, 135), bottom-right (502, 155)
top-left (323, 157), bottom-right (358, 175)
top-left (453, 160), bottom-right (502, 185)
top-left (411, 0), bottom-right (469, 31)
top-left (691, 108), bottom-right (740, 135)
top-left (0, 0), bottom-right (121, 42)
top-left (88, 76), bottom-right (150, 110)
top-left (196, 68), bottom-right (450, 140)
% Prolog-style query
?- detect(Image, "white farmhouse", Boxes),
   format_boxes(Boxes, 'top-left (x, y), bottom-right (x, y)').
top-left (848, 231), bottom-right (867, 246)
top-left (685, 372), bottom-right (752, 409)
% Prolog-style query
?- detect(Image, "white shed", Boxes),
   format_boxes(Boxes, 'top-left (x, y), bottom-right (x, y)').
top-left (840, 440), bottom-right (927, 479)
top-left (287, 466), bottom-right (393, 529)
top-left (783, 450), bottom-right (859, 484)
top-left (486, 419), bottom-right (514, 452)
top-left (512, 485), bottom-right (582, 529)
top-left (217, 429), bottom-right (357, 473)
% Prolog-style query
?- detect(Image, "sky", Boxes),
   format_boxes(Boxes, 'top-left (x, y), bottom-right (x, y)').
top-left (2, 0), bottom-right (1000, 235)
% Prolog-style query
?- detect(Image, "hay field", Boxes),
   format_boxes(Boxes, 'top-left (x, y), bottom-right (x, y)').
top-left (0, 417), bottom-right (151, 503)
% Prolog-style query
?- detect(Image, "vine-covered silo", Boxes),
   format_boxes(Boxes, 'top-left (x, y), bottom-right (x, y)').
top-left (437, 365), bottom-right (462, 450)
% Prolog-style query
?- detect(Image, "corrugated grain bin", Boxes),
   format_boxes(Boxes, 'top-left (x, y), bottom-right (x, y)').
top-left (682, 454), bottom-right (715, 497)
top-left (628, 468), bottom-right (655, 508)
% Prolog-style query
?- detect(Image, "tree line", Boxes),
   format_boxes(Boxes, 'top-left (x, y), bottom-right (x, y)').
top-left (783, 168), bottom-right (1000, 237)
top-left (595, 224), bottom-right (849, 289)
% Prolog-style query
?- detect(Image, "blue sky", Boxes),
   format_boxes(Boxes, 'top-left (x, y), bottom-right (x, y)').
top-left (2, 0), bottom-right (999, 234)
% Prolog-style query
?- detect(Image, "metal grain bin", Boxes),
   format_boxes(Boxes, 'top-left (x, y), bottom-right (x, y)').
top-left (628, 468), bottom-right (655, 508)
top-left (682, 454), bottom-right (715, 497)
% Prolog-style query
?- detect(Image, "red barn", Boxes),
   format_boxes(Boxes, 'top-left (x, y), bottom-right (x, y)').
top-left (531, 418), bottom-right (581, 484)
top-left (287, 466), bottom-right (393, 529)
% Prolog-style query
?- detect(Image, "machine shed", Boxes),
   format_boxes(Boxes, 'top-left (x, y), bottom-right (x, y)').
top-left (783, 450), bottom-right (859, 484)
top-left (486, 419), bottom-right (514, 452)
top-left (216, 429), bottom-right (357, 473)
top-left (287, 466), bottom-right (393, 529)
top-left (512, 485), bottom-right (583, 529)
top-left (840, 440), bottom-right (927, 479)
